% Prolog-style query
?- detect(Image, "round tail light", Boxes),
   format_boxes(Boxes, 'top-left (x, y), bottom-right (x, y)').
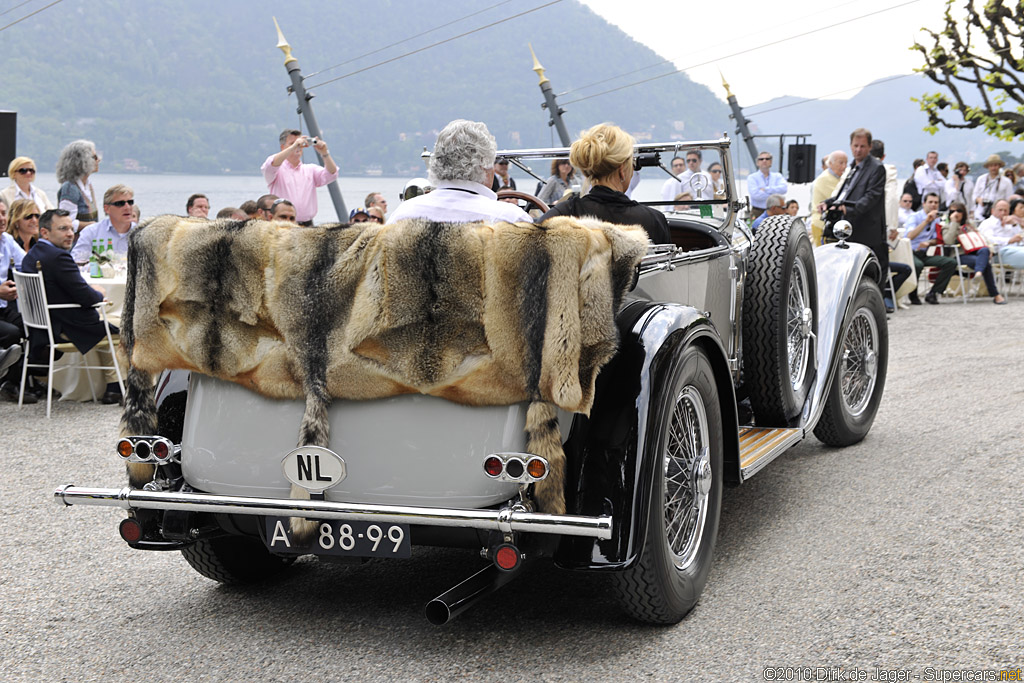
top-left (153, 440), bottom-right (170, 460)
top-left (526, 457), bottom-right (547, 479)
top-left (134, 440), bottom-right (151, 459)
top-left (504, 458), bottom-right (524, 479)
top-left (116, 439), bottom-right (134, 459)
top-left (483, 456), bottom-right (503, 477)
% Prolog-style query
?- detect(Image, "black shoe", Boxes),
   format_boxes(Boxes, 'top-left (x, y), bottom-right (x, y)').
top-left (27, 377), bottom-right (60, 400)
top-left (101, 390), bottom-right (124, 406)
top-left (908, 292), bottom-right (922, 305)
top-left (0, 380), bottom-right (37, 404)
top-left (925, 292), bottom-right (939, 304)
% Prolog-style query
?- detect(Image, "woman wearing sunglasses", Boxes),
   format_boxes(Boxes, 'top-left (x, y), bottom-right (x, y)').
top-left (6, 199), bottom-right (41, 251)
top-left (944, 201), bottom-right (1005, 304)
top-left (1, 157), bottom-right (53, 212)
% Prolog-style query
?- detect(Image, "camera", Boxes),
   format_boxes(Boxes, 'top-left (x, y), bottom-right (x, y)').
top-left (305, 136), bottom-right (319, 147)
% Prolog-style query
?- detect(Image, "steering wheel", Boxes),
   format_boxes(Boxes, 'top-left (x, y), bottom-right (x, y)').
top-left (497, 189), bottom-right (549, 215)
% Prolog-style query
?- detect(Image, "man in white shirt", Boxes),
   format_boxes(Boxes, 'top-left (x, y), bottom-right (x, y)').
top-left (944, 161), bottom-right (974, 209)
top-left (913, 150), bottom-right (945, 204)
top-left (660, 156), bottom-right (686, 202)
top-left (70, 184), bottom-right (137, 263)
top-left (676, 150), bottom-right (713, 202)
top-left (388, 120), bottom-right (532, 225)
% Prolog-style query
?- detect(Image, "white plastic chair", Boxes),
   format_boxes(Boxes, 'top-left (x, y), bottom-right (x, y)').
top-left (12, 268), bottom-right (124, 418)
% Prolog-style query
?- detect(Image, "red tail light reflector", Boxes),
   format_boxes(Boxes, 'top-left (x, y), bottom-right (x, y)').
top-left (494, 544), bottom-right (521, 571)
top-left (153, 440), bottom-right (170, 460)
top-left (483, 456), bottom-right (503, 477)
top-left (119, 518), bottom-right (143, 544)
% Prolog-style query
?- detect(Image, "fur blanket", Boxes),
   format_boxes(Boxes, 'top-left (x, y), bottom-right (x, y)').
top-left (120, 215), bottom-right (648, 524)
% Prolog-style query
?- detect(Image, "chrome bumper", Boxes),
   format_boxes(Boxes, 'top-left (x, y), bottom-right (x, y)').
top-left (53, 485), bottom-right (613, 540)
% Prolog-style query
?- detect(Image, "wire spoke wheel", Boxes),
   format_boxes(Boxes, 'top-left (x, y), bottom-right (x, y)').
top-left (839, 307), bottom-right (879, 418)
top-left (663, 386), bottom-right (711, 571)
top-left (786, 258), bottom-right (812, 393)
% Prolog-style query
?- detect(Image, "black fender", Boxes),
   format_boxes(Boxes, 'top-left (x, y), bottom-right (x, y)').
top-left (554, 301), bottom-right (739, 571)
top-left (153, 369), bottom-right (190, 443)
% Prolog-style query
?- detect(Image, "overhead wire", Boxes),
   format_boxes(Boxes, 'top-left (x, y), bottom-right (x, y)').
top-left (0, 0), bottom-right (36, 19)
top-left (559, 0), bottom-right (863, 97)
top-left (0, 0), bottom-right (64, 31)
top-left (305, 0), bottom-right (564, 91)
top-left (304, 0), bottom-right (514, 80)
top-left (559, 0), bottom-right (921, 106)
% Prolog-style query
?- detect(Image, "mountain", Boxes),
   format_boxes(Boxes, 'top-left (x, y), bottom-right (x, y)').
top-left (0, 0), bottom-right (730, 175)
top-left (740, 75), bottom-right (1022, 178)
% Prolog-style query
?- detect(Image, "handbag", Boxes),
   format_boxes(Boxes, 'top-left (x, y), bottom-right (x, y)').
top-left (957, 231), bottom-right (986, 253)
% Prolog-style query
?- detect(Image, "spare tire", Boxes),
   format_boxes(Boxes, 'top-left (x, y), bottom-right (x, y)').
top-left (742, 215), bottom-right (817, 424)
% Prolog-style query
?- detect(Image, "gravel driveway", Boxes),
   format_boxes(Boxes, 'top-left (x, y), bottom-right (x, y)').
top-left (2, 295), bottom-right (1021, 681)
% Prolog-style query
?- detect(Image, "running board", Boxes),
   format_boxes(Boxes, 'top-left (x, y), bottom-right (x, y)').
top-left (738, 427), bottom-right (803, 480)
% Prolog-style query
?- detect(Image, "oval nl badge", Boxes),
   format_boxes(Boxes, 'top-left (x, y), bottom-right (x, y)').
top-left (281, 445), bottom-right (347, 493)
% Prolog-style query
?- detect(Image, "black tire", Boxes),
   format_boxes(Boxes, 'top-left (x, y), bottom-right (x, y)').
top-left (181, 535), bottom-right (295, 585)
top-left (814, 277), bottom-right (888, 446)
top-left (613, 345), bottom-right (723, 624)
top-left (743, 215), bottom-right (817, 424)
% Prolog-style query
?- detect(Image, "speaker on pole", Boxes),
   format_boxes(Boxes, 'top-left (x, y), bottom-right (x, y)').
top-left (0, 112), bottom-right (16, 177)
top-left (787, 143), bottom-right (815, 184)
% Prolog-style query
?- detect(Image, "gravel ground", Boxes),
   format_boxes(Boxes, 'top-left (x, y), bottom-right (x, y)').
top-left (1, 294), bottom-right (1022, 682)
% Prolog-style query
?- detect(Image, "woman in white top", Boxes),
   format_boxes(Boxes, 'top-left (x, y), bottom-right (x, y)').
top-left (972, 154), bottom-right (1013, 221)
top-left (978, 199), bottom-right (1024, 269)
top-left (943, 161), bottom-right (974, 209)
top-left (0, 157), bottom-right (53, 211)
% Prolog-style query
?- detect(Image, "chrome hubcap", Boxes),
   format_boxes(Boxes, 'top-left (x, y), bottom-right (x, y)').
top-left (840, 307), bottom-right (879, 417)
top-left (787, 259), bottom-right (812, 391)
top-left (664, 386), bottom-right (711, 571)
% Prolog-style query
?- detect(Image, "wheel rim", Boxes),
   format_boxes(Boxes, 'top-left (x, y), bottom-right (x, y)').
top-left (663, 385), bottom-right (712, 571)
top-left (787, 257), bottom-right (812, 392)
top-left (840, 306), bottom-right (879, 417)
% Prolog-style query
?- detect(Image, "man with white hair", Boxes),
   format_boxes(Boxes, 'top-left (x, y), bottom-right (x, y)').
top-left (809, 150), bottom-right (847, 245)
top-left (387, 120), bottom-right (532, 224)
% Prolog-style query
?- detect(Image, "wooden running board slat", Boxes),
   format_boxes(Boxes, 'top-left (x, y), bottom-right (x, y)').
top-left (738, 427), bottom-right (803, 474)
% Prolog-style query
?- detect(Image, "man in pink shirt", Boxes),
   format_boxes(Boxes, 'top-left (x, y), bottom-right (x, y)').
top-left (261, 129), bottom-right (339, 226)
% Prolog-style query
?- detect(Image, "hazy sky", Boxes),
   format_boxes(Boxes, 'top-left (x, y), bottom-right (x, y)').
top-left (579, 0), bottom-right (949, 107)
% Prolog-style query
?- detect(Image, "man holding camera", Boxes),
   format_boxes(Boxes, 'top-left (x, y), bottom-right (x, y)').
top-left (261, 129), bottom-right (339, 227)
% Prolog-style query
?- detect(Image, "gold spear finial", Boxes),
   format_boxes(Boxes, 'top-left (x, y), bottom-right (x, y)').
top-left (529, 43), bottom-right (549, 86)
top-left (720, 70), bottom-right (733, 99)
top-left (274, 17), bottom-right (297, 65)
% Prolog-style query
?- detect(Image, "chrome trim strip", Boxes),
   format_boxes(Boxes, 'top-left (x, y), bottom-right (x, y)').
top-left (52, 486), bottom-right (612, 540)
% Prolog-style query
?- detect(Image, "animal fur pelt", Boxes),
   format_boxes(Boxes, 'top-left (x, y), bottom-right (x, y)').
top-left (120, 215), bottom-right (648, 523)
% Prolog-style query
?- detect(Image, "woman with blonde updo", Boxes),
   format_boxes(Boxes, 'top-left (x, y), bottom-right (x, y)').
top-left (538, 123), bottom-right (669, 243)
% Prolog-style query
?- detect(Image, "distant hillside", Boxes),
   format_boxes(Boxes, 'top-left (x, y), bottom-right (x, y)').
top-left (741, 75), bottom-right (1022, 178)
top-left (0, 0), bottom-right (731, 175)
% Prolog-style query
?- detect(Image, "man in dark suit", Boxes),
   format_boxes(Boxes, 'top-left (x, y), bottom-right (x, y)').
top-left (21, 208), bottom-right (122, 403)
top-left (822, 127), bottom-right (888, 280)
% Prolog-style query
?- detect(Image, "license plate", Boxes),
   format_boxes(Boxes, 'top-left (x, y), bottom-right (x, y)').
top-left (264, 517), bottom-right (411, 558)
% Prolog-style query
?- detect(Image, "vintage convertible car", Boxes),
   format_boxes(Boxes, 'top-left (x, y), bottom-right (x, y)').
top-left (54, 139), bottom-right (887, 625)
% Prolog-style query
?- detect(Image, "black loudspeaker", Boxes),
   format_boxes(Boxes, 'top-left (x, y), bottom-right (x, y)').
top-left (0, 112), bottom-right (15, 178)
top-left (787, 143), bottom-right (816, 184)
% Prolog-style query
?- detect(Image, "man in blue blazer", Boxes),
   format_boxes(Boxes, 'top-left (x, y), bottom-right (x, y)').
top-left (21, 208), bottom-right (121, 403)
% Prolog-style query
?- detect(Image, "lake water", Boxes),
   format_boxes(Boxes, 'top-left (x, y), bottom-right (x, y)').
top-left (25, 171), bottom-right (814, 222)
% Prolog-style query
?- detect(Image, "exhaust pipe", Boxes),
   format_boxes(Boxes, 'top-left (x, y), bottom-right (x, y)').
top-left (425, 564), bottom-right (520, 625)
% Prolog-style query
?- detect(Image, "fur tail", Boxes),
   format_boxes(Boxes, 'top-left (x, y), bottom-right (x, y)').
top-left (526, 401), bottom-right (565, 514)
top-left (121, 365), bottom-right (158, 488)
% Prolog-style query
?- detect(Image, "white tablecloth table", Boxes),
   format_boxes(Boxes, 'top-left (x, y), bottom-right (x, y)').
top-left (50, 276), bottom-right (127, 402)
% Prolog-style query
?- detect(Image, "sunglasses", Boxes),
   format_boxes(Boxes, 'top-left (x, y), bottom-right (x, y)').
top-left (710, 169), bottom-right (722, 174)
top-left (107, 199), bottom-right (135, 207)
top-left (16, 168), bottom-right (35, 175)
top-left (24, 213), bottom-right (40, 220)
top-left (758, 157), bottom-right (772, 162)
